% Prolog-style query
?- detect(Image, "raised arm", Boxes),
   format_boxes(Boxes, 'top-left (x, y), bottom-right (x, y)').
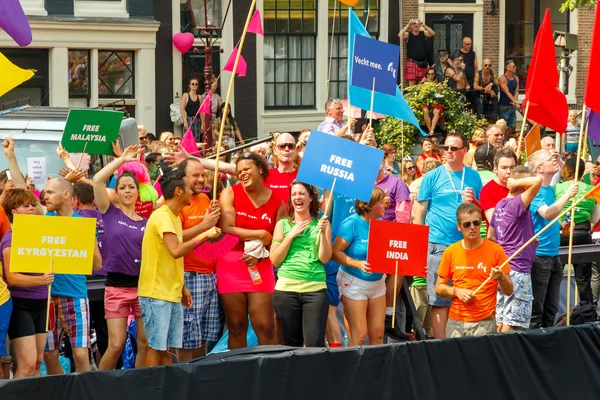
top-left (2, 138), bottom-right (26, 189)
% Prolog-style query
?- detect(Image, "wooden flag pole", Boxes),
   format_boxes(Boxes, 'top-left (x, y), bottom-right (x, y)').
top-left (316, 178), bottom-right (337, 247)
top-left (472, 182), bottom-right (600, 296)
top-left (516, 101), bottom-right (531, 162)
top-left (213, 0), bottom-right (257, 200)
top-left (46, 259), bottom-right (53, 331)
top-left (566, 103), bottom-right (588, 326)
top-left (391, 260), bottom-right (399, 329)
top-left (76, 142), bottom-right (88, 170)
top-left (368, 77), bottom-right (376, 128)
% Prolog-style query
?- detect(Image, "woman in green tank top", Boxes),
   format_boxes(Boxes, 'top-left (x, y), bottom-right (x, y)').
top-left (270, 181), bottom-right (332, 347)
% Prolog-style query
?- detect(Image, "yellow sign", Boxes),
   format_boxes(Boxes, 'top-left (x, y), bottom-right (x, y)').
top-left (10, 215), bottom-right (96, 274)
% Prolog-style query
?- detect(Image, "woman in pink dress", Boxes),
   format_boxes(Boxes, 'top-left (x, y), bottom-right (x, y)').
top-left (217, 152), bottom-right (286, 349)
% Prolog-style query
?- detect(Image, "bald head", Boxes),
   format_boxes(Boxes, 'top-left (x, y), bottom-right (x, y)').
top-left (276, 132), bottom-right (295, 146)
top-left (274, 132), bottom-right (297, 165)
top-left (44, 178), bottom-right (73, 213)
top-left (541, 136), bottom-right (555, 151)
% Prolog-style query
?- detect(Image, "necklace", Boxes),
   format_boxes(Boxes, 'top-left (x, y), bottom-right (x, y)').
top-left (445, 166), bottom-right (465, 201)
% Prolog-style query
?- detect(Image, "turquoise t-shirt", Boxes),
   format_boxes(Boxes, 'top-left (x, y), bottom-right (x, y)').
top-left (324, 193), bottom-right (356, 276)
top-left (530, 186), bottom-right (560, 256)
top-left (337, 214), bottom-right (383, 282)
top-left (46, 211), bottom-right (89, 299)
top-left (418, 166), bottom-right (483, 246)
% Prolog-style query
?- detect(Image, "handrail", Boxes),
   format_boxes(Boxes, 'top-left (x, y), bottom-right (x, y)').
top-left (206, 134), bottom-right (274, 159)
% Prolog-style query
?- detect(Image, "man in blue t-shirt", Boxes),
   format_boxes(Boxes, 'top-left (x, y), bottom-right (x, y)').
top-left (414, 132), bottom-right (483, 339)
top-left (43, 178), bottom-right (102, 374)
top-left (527, 150), bottom-right (577, 329)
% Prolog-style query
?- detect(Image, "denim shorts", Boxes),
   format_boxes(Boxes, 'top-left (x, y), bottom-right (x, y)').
top-left (496, 271), bottom-right (533, 329)
top-left (139, 296), bottom-right (184, 351)
top-left (426, 242), bottom-right (452, 307)
top-left (0, 298), bottom-right (13, 356)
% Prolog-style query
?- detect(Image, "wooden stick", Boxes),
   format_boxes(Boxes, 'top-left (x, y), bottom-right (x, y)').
top-left (46, 259), bottom-right (53, 331)
top-left (368, 77), bottom-right (376, 128)
top-left (392, 260), bottom-right (399, 329)
top-left (516, 101), bottom-right (530, 161)
top-left (76, 142), bottom-right (88, 170)
top-left (213, 0), bottom-right (257, 200)
top-left (566, 103), bottom-right (588, 326)
top-left (316, 178), bottom-right (337, 246)
top-left (472, 181), bottom-right (600, 295)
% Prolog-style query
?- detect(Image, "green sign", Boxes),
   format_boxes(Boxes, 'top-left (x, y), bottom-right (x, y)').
top-left (61, 109), bottom-right (123, 155)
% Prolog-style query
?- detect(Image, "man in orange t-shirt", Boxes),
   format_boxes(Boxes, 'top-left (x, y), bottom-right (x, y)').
top-left (435, 203), bottom-right (513, 338)
top-left (176, 158), bottom-right (221, 361)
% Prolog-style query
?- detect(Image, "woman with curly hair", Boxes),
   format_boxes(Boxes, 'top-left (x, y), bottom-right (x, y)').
top-left (333, 187), bottom-right (387, 346)
top-left (270, 181), bottom-right (331, 347)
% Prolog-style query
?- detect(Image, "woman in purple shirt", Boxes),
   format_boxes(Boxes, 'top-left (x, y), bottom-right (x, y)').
top-left (2, 189), bottom-right (54, 378)
top-left (93, 144), bottom-right (148, 370)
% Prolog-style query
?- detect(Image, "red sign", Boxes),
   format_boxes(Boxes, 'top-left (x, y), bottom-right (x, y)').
top-left (367, 220), bottom-right (429, 276)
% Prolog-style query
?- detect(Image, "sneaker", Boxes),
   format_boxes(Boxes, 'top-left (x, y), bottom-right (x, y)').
top-left (385, 314), bottom-right (411, 341)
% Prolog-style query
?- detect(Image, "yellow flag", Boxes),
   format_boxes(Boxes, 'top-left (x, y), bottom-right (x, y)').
top-left (0, 51), bottom-right (34, 97)
top-left (525, 123), bottom-right (542, 157)
top-left (339, 0), bottom-right (360, 6)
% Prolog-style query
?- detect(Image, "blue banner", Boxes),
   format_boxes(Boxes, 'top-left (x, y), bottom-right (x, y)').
top-left (351, 35), bottom-right (400, 96)
top-left (296, 130), bottom-right (383, 202)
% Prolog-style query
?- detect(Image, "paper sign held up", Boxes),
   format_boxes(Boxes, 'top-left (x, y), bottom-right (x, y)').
top-left (296, 130), bottom-right (383, 202)
top-left (61, 109), bottom-right (123, 156)
top-left (10, 215), bottom-right (97, 275)
top-left (524, 123), bottom-right (542, 157)
top-left (351, 35), bottom-right (400, 96)
top-left (27, 157), bottom-right (46, 184)
top-left (367, 220), bottom-right (429, 276)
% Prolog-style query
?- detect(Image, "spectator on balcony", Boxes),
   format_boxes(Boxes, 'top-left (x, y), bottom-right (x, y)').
top-left (399, 19), bottom-right (434, 87)
top-left (498, 60), bottom-right (521, 130)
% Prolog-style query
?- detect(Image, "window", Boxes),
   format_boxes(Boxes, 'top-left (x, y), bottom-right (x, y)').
top-left (181, 0), bottom-right (223, 37)
top-left (327, 0), bottom-right (379, 99)
top-left (74, 0), bottom-right (128, 18)
top-left (263, 0), bottom-right (317, 109)
top-left (98, 51), bottom-right (134, 98)
top-left (69, 50), bottom-right (90, 98)
top-left (504, 0), bottom-right (568, 93)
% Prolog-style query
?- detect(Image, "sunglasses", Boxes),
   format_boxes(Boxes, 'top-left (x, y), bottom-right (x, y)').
top-left (190, 83), bottom-right (199, 86)
top-left (412, 21), bottom-right (419, 25)
top-left (484, 64), bottom-right (492, 67)
top-left (431, 140), bottom-right (439, 144)
top-left (407, 166), bottom-right (415, 171)
top-left (427, 72), bottom-right (435, 75)
top-left (596, 161), bottom-right (600, 166)
top-left (20, 203), bottom-right (39, 208)
top-left (461, 220), bottom-right (481, 228)
top-left (441, 145), bottom-right (464, 152)
top-left (277, 143), bottom-right (296, 150)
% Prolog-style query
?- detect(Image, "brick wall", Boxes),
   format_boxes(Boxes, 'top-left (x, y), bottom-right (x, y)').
top-left (576, 5), bottom-right (595, 108)
top-left (400, 0), bottom-right (419, 87)
top-left (482, 0), bottom-right (500, 71)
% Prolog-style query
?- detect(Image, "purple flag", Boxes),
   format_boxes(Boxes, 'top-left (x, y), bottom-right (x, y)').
top-left (587, 109), bottom-right (600, 143)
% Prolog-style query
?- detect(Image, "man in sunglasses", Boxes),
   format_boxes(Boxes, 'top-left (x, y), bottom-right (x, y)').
top-left (414, 132), bottom-right (483, 339)
top-left (264, 132), bottom-right (299, 207)
top-left (527, 150), bottom-right (578, 329)
top-left (318, 98), bottom-right (356, 138)
top-left (399, 18), bottom-right (435, 87)
top-left (435, 203), bottom-right (512, 338)
top-left (474, 59), bottom-right (498, 118)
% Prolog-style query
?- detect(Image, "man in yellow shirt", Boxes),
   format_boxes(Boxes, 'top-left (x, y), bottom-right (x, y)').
top-left (138, 169), bottom-right (220, 367)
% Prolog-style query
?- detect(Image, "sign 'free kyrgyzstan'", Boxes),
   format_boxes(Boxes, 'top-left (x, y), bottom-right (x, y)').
top-left (367, 220), bottom-right (429, 276)
top-left (351, 35), bottom-right (400, 96)
top-left (10, 215), bottom-right (97, 274)
top-left (61, 109), bottom-right (123, 155)
top-left (297, 130), bottom-right (383, 202)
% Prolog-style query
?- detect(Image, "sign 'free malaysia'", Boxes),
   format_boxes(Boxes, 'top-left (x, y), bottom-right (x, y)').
top-left (367, 220), bottom-right (429, 276)
top-left (10, 215), bottom-right (97, 275)
top-left (296, 130), bottom-right (383, 202)
top-left (351, 35), bottom-right (400, 96)
top-left (61, 109), bottom-right (123, 155)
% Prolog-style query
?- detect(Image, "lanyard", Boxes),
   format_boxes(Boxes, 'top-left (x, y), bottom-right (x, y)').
top-left (445, 167), bottom-right (465, 201)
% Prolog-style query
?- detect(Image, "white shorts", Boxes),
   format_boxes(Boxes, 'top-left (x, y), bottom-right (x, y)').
top-left (336, 268), bottom-right (386, 301)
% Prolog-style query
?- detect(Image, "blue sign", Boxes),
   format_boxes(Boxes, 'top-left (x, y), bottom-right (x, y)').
top-left (297, 130), bottom-right (384, 202)
top-left (350, 35), bottom-right (400, 96)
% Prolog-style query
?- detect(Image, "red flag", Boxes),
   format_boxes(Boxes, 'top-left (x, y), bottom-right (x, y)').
top-left (223, 47), bottom-right (247, 77)
top-left (180, 128), bottom-right (200, 156)
top-left (523, 9), bottom-right (568, 134)
top-left (586, 6), bottom-right (600, 113)
top-left (199, 91), bottom-right (212, 116)
top-left (247, 10), bottom-right (263, 36)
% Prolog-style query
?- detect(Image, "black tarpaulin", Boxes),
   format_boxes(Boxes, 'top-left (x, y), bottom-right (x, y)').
top-left (1, 323), bottom-right (600, 400)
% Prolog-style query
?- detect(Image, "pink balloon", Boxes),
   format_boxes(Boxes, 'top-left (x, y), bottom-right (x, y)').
top-left (172, 33), bottom-right (195, 53)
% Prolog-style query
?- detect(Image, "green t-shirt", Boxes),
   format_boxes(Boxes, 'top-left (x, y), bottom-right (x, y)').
top-left (477, 170), bottom-right (495, 237)
top-left (412, 276), bottom-right (427, 287)
top-left (278, 218), bottom-right (326, 283)
top-left (554, 181), bottom-right (597, 224)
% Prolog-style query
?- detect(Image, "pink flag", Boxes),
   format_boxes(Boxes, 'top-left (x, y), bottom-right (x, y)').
top-left (180, 128), bottom-right (200, 155)
top-left (223, 48), bottom-right (247, 77)
top-left (153, 173), bottom-right (163, 198)
top-left (248, 10), bottom-right (264, 36)
top-left (200, 91), bottom-right (212, 116)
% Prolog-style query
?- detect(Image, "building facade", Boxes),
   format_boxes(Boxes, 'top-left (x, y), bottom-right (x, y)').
top-left (1, 0), bottom-right (594, 139)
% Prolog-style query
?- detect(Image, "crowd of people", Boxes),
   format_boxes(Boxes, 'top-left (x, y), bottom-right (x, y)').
top-left (0, 21), bottom-right (599, 380)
